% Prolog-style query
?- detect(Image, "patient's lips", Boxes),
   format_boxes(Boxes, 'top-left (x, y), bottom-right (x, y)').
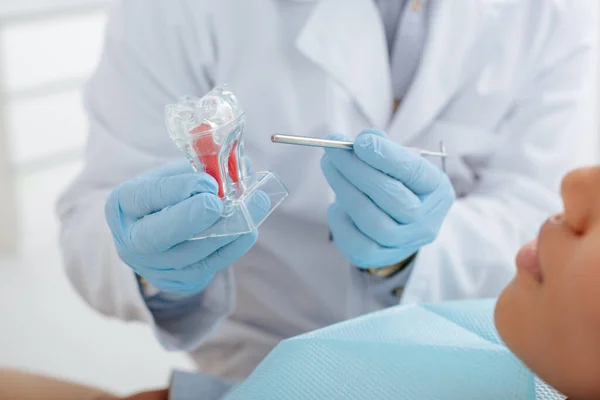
top-left (516, 239), bottom-right (543, 283)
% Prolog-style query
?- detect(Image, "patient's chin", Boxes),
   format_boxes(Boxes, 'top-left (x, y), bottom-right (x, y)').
top-left (495, 281), bottom-right (596, 399)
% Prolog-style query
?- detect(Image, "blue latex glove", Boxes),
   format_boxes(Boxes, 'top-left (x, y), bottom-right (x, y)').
top-left (321, 130), bottom-right (455, 268)
top-left (105, 160), bottom-right (269, 295)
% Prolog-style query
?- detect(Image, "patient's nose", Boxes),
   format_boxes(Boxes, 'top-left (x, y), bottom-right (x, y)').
top-left (560, 166), bottom-right (600, 234)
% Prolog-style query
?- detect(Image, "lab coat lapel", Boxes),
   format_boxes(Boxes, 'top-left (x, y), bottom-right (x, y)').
top-left (389, 0), bottom-right (502, 144)
top-left (295, 0), bottom-right (393, 129)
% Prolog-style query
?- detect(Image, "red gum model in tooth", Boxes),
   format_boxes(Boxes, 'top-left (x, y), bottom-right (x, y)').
top-left (191, 123), bottom-right (240, 198)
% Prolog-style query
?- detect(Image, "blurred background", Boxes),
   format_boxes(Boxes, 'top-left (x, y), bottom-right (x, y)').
top-left (0, 0), bottom-right (598, 396)
top-left (0, 0), bottom-right (194, 396)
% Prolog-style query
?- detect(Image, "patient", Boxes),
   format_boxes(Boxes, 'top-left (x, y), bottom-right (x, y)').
top-left (495, 165), bottom-right (600, 399)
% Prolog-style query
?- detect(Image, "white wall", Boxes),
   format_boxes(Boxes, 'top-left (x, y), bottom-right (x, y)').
top-left (0, 65), bottom-right (17, 253)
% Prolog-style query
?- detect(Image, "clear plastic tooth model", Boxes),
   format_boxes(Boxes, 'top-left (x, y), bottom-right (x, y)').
top-left (166, 86), bottom-right (289, 239)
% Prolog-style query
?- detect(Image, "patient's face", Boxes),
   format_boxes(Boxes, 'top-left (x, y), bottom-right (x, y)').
top-left (495, 166), bottom-right (600, 399)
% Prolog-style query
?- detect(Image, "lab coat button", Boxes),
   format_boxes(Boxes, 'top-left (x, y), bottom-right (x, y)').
top-left (392, 287), bottom-right (405, 297)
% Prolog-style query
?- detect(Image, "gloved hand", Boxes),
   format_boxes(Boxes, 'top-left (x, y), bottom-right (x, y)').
top-left (321, 129), bottom-right (455, 268)
top-left (105, 160), bottom-right (269, 295)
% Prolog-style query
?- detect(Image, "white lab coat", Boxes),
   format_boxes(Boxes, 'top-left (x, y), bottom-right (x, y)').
top-left (58, 0), bottom-right (597, 379)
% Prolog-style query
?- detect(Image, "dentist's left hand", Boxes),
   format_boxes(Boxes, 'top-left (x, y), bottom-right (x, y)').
top-left (321, 130), bottom-right (455, 268)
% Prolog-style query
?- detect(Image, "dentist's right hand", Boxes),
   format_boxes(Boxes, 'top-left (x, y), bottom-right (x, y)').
top-left (105, 160), bottom-right (265, 296)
